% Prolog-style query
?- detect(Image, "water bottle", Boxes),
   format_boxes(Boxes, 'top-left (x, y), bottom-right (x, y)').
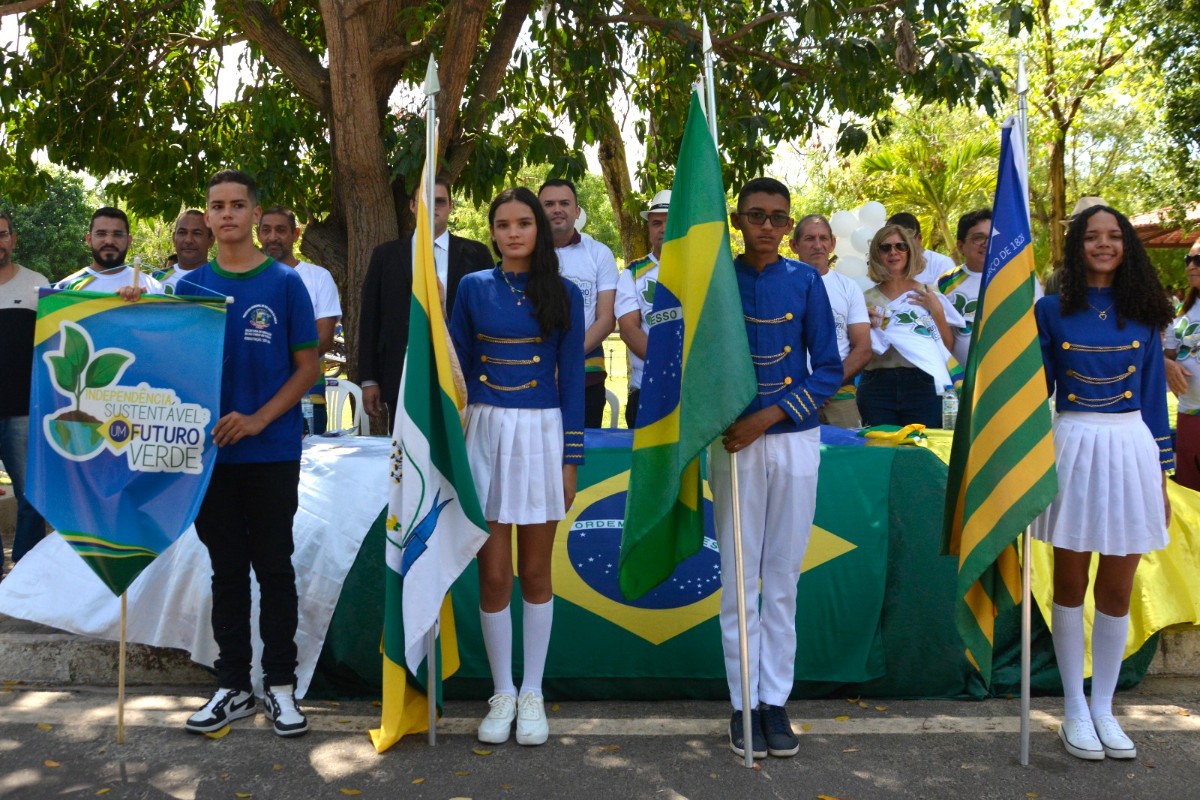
top-left (941, 385), bottom-right (958, 430)
top-left (301, 395), bottom-right (314, 436)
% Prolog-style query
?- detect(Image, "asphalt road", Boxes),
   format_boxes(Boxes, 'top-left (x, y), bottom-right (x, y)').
top-left (1, 677), bottom-right (1199, 799)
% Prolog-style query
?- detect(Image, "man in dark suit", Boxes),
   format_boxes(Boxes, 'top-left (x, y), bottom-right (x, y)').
top-left (359, 176), bottom-right (493, 424)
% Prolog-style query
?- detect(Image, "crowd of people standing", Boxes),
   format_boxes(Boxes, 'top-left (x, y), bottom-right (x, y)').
top-left (0, 168), bottom-right (1191, 766)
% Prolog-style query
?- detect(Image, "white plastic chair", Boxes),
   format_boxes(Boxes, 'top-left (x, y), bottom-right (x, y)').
top-left (325, 378), bottom-right (369, 435)
top-left (605, 388), bottom-right (621, 429)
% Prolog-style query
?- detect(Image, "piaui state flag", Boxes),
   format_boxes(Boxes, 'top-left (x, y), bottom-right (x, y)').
top-left (26, 289), bottom-right (226, 596)
top-left (943, 117), bottom-right (1057, 683)
top-left (369, 172), bottom-right (488, 753)
top-left (618, 91), bottom-right (757, 600)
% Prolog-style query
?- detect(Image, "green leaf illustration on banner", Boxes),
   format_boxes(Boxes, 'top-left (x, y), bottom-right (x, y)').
top-left (84, 352), bottom-right (130, 389)
top-left (63, 323), bottom-right (90, 378)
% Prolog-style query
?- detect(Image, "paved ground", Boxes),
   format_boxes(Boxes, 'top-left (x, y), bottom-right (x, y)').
top-left (1, 677), bottom-right (1199, 799)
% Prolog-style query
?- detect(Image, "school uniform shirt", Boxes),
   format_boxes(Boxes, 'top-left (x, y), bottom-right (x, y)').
top-left (556, 232), bottom-right (619, 381)
top-left (1035, 288), bottom-right (1173, 470)
top-left (1166, 307), bottom-right (1200, 414)
top-left (151, 264), bottom-right (203, 294)
top-left (614, 253), bottom-right (658, 390)
top-left (450, 267), bottom-right (586, 463)
top-left (733, 256), bottom-right (843, 434)
top-left (937, 266), bottom-right (983, 366)
top-left (54, 265), bottom-right (164, 295)
top-left (178, 259), bottom-right (318, 464)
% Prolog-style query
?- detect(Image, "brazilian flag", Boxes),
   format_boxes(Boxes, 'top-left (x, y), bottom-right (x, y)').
top-left (618, 91), bottom-right (757, 600)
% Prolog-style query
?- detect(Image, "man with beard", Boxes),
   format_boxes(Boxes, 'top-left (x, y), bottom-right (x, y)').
top-left (539, 179), bottom-right (618, 427)
top-left (257, 206), bottom-right (340, 435)
top-left (54, 207), bottom-right (163, 294)
top-left (154, 210), bottom-right (214, 293)
top-left (0, 211), bottom-right (49, 570)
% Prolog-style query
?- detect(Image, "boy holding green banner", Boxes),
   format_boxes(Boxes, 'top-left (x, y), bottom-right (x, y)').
top-left (717, 177), bottom-right (842, 758)
top-left (178, 170), bottom-right (319, 738)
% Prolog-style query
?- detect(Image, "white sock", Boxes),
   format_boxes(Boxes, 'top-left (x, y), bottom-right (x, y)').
top-left (1052, 602), bottom-right (1089, 720)
top-left (519, 597), bottom-right (554, 697)
top-left (1089, 609), bottom-right (1130, 719)
top-left (480, 606), bottom-right (515, 697)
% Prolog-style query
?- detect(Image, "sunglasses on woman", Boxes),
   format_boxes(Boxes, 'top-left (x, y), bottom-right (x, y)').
top-left (879, 242), bottom-right (910, 254)
top-left (1186, 255), bottom-right (1200, 268)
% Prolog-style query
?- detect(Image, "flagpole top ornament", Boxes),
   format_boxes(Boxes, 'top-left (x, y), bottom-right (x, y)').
top-left (424, 55), bottom-right (440, 96)
top-left (1017, 54), bottom-right (1027, 95)
top-left (702, 16), bottom-right (712, 53)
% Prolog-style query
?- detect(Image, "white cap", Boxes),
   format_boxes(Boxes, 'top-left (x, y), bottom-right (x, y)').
top-left (640, 190), bottom-right (672, 220)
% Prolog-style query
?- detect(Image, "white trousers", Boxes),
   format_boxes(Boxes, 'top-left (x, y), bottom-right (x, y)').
top-left (710, 428), bottom-right (820, 710)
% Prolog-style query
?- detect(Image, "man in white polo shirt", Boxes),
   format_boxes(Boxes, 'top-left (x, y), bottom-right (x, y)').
top-left (539, 179), bottom-right (618, 428)
top-left (790, 214), bottom-right (871, 428)
top-left (257, 206), bottom-right (342, 435)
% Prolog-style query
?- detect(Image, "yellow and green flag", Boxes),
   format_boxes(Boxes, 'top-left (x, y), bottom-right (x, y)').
top-left (943, 118), bottom-right (1057, 683)
top-left (370, 172), bottom-right (488, 752)
top-left (617, 92), bottom-right (756, 601)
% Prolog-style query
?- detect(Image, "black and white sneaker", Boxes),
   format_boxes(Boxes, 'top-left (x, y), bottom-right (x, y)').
top-left (264, 684), bottom-right (309, 738)
top-left (185, 688), bottom-right (256, 733)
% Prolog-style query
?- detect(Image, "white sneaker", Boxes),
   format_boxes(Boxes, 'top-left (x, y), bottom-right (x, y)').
top-left (478, 693), bottom-right (517, 744)
top-left (515, 691), bottom-right (549, 746)
top-left (264, 684), bottom-right (309, 738)
top-left (185, 688), bottom-right (256, 733)
top-left (1058, 716), bottom-right (1104, 760)
top-left (1092, 714), bottom-right (1137, 759)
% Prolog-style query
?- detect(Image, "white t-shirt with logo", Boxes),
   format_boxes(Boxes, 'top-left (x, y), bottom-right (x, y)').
top-left (614, 254), bottom-right (659, 389)
top-left (53, 266), bottom-right (163, 295)
top-left (556, 232), bottom-right (619, 331)
top-left (820, 268), bottom-right (870, 362)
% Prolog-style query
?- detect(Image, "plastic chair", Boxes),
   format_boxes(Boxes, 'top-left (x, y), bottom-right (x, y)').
top-left (325, 378), bottom-right (369, 435)
top-left (605, 388), bottom-right (621, 429)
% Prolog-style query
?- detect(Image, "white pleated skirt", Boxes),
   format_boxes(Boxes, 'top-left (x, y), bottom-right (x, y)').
top-left (1031, 411), bottom-right (1168, 555)
top-left (464, 404), bottom-right (565, 525)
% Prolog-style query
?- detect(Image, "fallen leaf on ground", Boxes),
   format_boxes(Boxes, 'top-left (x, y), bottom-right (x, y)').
top-left (843, 748), bottom-right (859, 753)
top-left (846, 697), bottom-right (860, 704)
top-left (411, 778), bottom-right (425, 785)
top-left (339, 790), bottom-right (362, 796)
top-left (709, 773), bottom-right (718, 779)
top-left (472, 748), bottom-right (492, 756)
top-left (1044, 723), bottom-right (1058, 732)
top-left (801, 724), bottom-right (813, 732)
top-left (37, 723), bottom-right (52, 731)
top-left (500, 785), bottom-right (514, 790)
top-left (834, 716), bottom-right (850, 722)
top-left (1178, 709), bottom-right (1191, 717)
top-left (455, 770), bottom-right (469, 777)
top-left (44, 760), bottom-right (60, 768)
top-left (3, 680), bottom-right (21, 686)
top-left (96, 790), bottom-right (111, 796)
top-left (875, 706), bottom-right (888, 712)
top-left (551, 704), bottom-right (561, 712)
top-left (598, 745), bottom-right (620, 751)
top-left (273, 764), bottom-right (282, 772)
top-left (336, 719), bottom-right (352, 724)
top-left (371, 701), bottom-right (382, 707)
top-left (1026, 793), bottom-right (1039, 798)
top-left (858, 702), bottom-right (869, 709)
top-left (204, 726), bottom-right (231, 740)
top-left (817, 795), bottom-right (843, 800)
top-left (235, 794), bottom-right (252, 799)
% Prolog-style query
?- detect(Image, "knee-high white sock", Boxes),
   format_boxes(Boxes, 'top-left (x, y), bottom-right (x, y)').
top-left (1089, 609), bottom-right (1130, 719)
top-left (480, 606), bottom-right (515, 697)
top-left (1052, 602), bottom-right (1089, 720)
top-left (519, 597), bottom-right (554, 697)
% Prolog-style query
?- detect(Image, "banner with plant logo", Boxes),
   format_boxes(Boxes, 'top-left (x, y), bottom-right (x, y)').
top-left (25, 288), bottom-right (227, 595)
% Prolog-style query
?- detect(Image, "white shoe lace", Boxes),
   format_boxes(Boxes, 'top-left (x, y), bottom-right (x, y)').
top-left (1093, 715), bottom-right (1132, 747)
top-left (486, 693), bottom-right (516, 720)
top-left (199, 688), bottom-right (239, 715)
top-left (518, 692), bottom-right (544, 721)
top-left (268, 685), bottom-right (301, 721)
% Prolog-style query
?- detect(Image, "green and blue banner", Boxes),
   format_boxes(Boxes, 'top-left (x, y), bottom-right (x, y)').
top-left (26, 289), bottom-right (227, 596)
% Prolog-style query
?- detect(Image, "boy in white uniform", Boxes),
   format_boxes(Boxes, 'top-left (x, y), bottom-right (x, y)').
top-left (615, 189), bottom-right (670, 427)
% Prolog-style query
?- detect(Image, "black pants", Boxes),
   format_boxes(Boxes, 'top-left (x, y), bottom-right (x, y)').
top-left (625, 388), bottom-right (640, 429)
top-left (194, 460), bottom-right (301, 690)
top-left (584, 380), bottom-right (607, 429)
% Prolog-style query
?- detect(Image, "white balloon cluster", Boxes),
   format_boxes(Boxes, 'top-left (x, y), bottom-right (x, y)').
top-left (829, 201), bottom-right (888, 291)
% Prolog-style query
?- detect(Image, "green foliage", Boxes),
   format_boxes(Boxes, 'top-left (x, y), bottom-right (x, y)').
top-left (0, 168), bottom-right (94, 280)
top-left (450, 165), bottom-right (623, 262)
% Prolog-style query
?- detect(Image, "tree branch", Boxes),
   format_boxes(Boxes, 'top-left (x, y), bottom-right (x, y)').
top-left (216, 0), bottom-right (331, 114)
top-left (0, 0), bottom-right (51, 16)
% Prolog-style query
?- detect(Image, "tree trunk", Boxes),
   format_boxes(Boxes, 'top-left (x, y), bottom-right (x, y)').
top-left (318, 0), bottom-right (401, 388)
top-left (1047, 130), bottom-right (1067, 271)
top-left (595, 104), bottom-right (648, 263)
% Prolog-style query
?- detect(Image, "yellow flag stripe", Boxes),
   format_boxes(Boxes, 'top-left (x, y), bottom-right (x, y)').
top-left (958, 430), bottom-right (1055, 561)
